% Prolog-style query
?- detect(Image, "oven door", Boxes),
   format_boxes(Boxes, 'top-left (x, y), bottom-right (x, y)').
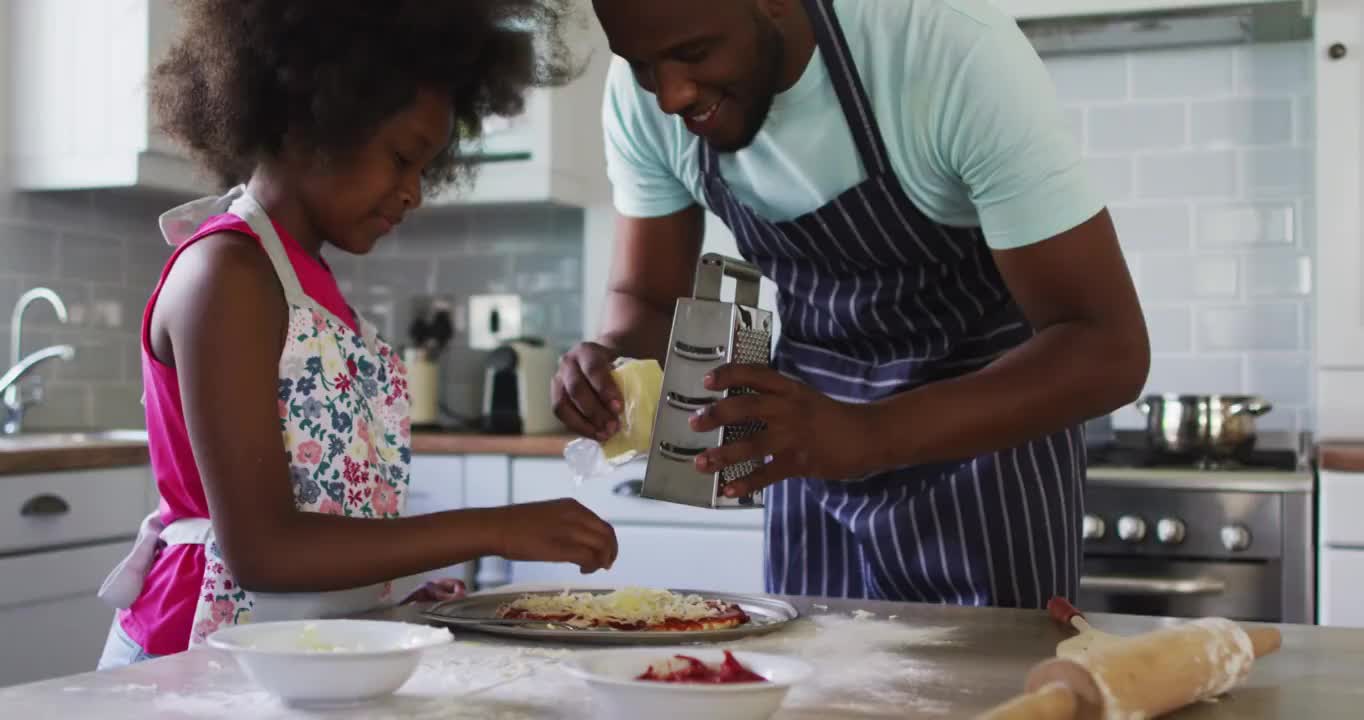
top-left (1079, 557), bottom-right (1282, 623)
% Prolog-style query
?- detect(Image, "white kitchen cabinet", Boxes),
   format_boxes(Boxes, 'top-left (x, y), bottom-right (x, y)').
top-left (1315, 0), bottom-right (1364, 437)
top-left (508, 525), bottom-right (765, 594)
top-left (0, 465), bottom-right (153, 688)
top-left (428, 1), bottom-right (611, 208)
top-left (508, 457), bottom-right (766, 592)
top-left (5, 0), bottom-right (208, 194)
top-left (995, 0), bottom-right (1299, 21)
top-left (463, 455), bottom-right (515, 589)
top-left (1317, 469), bottom-right (1364, 627)
top-left (0, 543), bottom-right (130, 687)
top-left (399, 455), bottom-right (472, 597)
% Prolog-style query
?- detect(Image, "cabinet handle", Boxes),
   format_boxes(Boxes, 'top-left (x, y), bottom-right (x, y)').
top-left (20, 493), bottom-right (70, 518)
top-left (1329, 43), bottom-right (1348, 60)
top-left (612, 479), bottom-right (644, 497)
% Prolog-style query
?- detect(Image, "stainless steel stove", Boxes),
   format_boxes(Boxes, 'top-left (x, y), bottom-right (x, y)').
top-left (1080, 432), bottom-right (1315, 624)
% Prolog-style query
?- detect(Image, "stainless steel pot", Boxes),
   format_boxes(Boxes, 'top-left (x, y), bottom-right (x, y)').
top-left (1134, 394), bottom-right (1273, 460)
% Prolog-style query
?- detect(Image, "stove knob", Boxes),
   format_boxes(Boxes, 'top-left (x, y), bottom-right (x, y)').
top-left (1116, 515), bottom-right (1147, 543)
top-left (1156, 518), bottom-right (1186, 545)
top-left (1220, 524), bottom-right (1252, 552)
top-left (1082, 514), bottom-right (1106, 541)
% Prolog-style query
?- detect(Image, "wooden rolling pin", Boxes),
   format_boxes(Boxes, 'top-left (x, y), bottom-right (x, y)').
top-left (979, 616), bottom-right (1281, 720)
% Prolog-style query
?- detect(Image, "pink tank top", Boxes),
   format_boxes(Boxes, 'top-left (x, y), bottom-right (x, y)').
top-left (119, 214), bottom-right (358, 655)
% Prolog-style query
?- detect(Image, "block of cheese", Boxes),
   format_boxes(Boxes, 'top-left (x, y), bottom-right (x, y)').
top-left (601, 358), bottom-right (663, 463)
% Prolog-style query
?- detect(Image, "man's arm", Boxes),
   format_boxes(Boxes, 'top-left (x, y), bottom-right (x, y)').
top-left (598, 206), bottom-right (706, 361)
top-left (552, 206), bottom-right (705, 440)
top-left (866, 208), bottom-right (1148, 468)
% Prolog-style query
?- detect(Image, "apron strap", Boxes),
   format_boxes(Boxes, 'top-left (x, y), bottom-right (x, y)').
top-left (798, 0), bottom-right (894, 177)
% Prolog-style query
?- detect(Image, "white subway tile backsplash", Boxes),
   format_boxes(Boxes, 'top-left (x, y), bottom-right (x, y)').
top-left (1196, 303), bottom-right (1301, 351)
top-left (1047, 54), bottom-right (1130, 102)
top-left (59, 231), bottom-right (127, 286)
top-left (1234, 43), bottom-right (1312, 96)
top-left (1294, 95), bottom-right (1315, 146)
top-left (1088, 103), bottom-right (1186, 153)
top-left (1195, 203), bottom-right (1295, 248)
top-left (1242, 146), bottom-right (1311, 196)
top-left (1136, 151), bottom-right (1237, 198)
top-left (1247, 354), bottom-right (1311, 406)
top-left (1192, 98), bottom-right (1293, 147)
top-left (1144, 355), bottom-right (1244, 394)
top-left (0, 223), bottom-right (59, 276)
top-left (91, 384), bottom-right (146, 430)
top-left (1086, 156), bottom-right (1135, 201)
top-left (1132, 48), bottom-right (1233, 99)
top-left (1109, 203), bottom-right (1191, 251)
top-left (1144, 306), bottom-right (1193, 353)
top-left (1138, 254), bottom-right (1238, 301)
top-left (1246, 252), bottom-right (1311, 297)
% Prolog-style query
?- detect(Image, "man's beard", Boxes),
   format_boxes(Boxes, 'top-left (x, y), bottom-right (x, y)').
top-left (713, 16), bottom-right (786, 153)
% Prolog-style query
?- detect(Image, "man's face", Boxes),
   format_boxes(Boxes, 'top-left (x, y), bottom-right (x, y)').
top-left (594, 0), bottom-right (786, 153)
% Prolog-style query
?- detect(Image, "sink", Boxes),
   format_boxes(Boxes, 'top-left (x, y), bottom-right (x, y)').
top-left (0, 429), bottom-right (150, 448)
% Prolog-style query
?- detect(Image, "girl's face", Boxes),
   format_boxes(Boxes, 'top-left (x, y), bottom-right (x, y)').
top-left (301, 87), bottom-right (454, 255)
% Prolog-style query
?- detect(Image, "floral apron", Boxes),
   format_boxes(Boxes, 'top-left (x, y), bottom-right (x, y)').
top-left (99, 186), bottom-right (414, 648)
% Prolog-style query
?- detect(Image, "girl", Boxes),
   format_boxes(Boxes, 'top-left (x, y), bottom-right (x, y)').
top-left (97, 0), bottom-right (617, 668)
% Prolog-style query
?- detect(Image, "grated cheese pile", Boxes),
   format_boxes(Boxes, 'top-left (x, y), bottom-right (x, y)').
top-left (504, 587), bottom-right (722, 625)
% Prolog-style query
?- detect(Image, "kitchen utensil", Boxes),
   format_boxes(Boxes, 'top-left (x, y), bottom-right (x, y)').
top-left (977, 618), bottom-right (1281, 720)
top-left (643, 253), bottom-right (774, 509)
top-left (1134, 394), bottom-right (1273, 462)
top-left (206, 619), bottom-right (451, 707)
top-left (1047, 597), bottom-right (1124, 658)
top-left (562, 647), bottom-right (813, 720)
top-left (421, 589), bottom-right (799, 645)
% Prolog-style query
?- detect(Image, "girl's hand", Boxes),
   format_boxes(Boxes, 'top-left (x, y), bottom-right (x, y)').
top-left (402, 578), bottom-right (467, 605)
top-left (493, 499), bottom-right (619, 574)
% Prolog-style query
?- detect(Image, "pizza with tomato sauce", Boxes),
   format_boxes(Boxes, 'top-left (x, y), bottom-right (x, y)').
top-left (495, 587), bottom-right (751, 632)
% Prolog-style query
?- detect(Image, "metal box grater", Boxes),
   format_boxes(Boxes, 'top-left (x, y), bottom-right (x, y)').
top-left (642, 253), bottom-right (773, 509)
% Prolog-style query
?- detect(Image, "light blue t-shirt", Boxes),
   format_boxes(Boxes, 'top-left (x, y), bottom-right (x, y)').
top-left (603, 0), bottom-right (1102, 250)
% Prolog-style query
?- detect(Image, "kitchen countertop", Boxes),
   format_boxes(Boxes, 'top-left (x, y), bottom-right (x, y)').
top-left (1317, 440), bottom-right (1364, 473)
top-left (3, 592), bottom-right (1362, 719)
top-left (0, 432), bottom-right (150, 476)
top-left (0, 431), bottom-right (574, 476)
top-left (410, 431), bottom-right (573, 457)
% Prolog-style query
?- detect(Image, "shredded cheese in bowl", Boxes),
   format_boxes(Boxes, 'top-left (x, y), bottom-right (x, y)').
top-left (504, 587), bottom-right (725, 626)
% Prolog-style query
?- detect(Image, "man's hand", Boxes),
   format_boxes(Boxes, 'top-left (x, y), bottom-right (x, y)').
top-left (551, 342), bottom-right (623, 442)
top-left (689, 364), bottom-right (879, 497)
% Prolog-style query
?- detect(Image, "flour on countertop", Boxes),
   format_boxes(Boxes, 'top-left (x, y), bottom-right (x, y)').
top-left (118, 613), bottom-right (962, 719)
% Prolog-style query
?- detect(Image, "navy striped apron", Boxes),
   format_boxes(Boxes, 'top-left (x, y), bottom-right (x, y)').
top-left (700, 0), bottom-right (1084, 609)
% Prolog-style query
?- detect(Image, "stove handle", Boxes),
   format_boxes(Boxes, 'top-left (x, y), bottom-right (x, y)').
top-left (1079, 574), bottom-right (1227, 596)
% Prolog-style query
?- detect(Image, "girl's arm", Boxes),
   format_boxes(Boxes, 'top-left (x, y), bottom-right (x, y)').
top-left (152, 233), bottom-right (617, 593)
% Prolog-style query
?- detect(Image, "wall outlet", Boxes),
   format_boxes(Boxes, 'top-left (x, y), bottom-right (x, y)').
top-left (467, 294), bottom-right (523, 350)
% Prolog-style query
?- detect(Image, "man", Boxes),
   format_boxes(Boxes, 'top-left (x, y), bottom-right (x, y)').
top-left (552, 0), bottom-right (1150, 608)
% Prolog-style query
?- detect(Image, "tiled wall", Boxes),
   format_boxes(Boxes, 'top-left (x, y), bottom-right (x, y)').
top-left (0, 185), bottom-right (583, 429)
top-left (1044, 42), bottom-right (1316, 433)
top-left (326, 205), bottom-right (584, 418)
top-left (0, 189), bottom-right (176, 430)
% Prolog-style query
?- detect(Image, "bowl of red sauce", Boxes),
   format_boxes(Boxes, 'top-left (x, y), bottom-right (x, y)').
top-left (563, 647), bottom-right (813, 720)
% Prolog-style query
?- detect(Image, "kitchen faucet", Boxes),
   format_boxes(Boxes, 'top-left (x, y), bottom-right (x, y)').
top-left (2, 288), bottom-right (76, 435)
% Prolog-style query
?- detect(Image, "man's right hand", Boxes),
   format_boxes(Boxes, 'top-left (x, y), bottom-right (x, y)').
top-left (552, 341), bottom-right (624, 442)
top-left (492, 499), bottom-right (619, 574)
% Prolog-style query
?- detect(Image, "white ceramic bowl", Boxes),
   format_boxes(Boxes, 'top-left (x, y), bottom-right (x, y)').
top-left (563, 647), bottom-right (813, 720)
top-left (207, 619), bottom-right (451, 706)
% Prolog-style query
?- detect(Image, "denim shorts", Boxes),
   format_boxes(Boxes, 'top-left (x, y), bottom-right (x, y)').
top-left (96, 619), bottom-right (162, 671)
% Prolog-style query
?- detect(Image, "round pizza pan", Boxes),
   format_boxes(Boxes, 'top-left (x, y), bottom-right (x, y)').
top-left (421, 588), bottom-right (800, 645)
